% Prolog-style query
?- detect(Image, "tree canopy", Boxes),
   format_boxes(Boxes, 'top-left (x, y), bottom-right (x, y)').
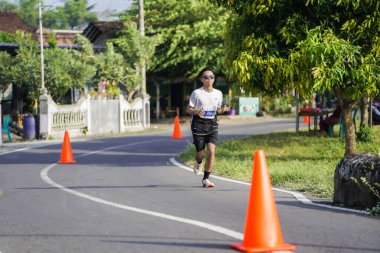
top-left (215, 0), bottom-right (380, 155)
top-left (0, 0), bottom-right (17, 11)
top-left (111, 21), bottom-right (160, 99)
top-left (0, 0), bottom-right (97, 29)
top-left (122, 0), bottom-right (231, 79)
top-left (44, 34), bottom-right (96, 101)
top-left (0, 32), bottom-right (96, 106)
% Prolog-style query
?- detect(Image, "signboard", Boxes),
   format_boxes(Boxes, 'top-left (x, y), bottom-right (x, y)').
top-left (238, 97), bottom-right (259, 115)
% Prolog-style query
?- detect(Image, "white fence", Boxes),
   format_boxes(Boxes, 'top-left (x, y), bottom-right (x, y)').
top-left (39, 93), bottom-right (150, 139)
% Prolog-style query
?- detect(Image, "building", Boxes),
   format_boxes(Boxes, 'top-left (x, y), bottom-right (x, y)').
top-left (82, 21), bottom-right (123, 47)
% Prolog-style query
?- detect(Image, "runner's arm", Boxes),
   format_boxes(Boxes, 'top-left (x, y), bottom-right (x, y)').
top-left (188, 106), bottom-right (204, 116)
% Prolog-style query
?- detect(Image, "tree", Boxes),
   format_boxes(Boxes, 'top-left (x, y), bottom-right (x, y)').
top-left (69, 34), bottom-right (97, 91)
top-left (63, 0), bottom-right (97, 29)
top-left (215, 0), bottom-right (380, 155)
top-left (0, 51), bottom-right (13, 86)
top-left (43, 0), bottom-right (98, 30)
top-left (0, 31), bottom-right (17, 42)
top-left (43, 47), bottom-right (75, 101)
top-left (17, 0), bottom-right (39, 27)
top-left (0, 0), bottom-right (17, 11)
top-left (43, 6), bottom-right (69, 29)
top-left (2, 32), bottom-right (96, 105)
top-left (112, 22), bottom-right (160, 100)
top-left (44, 34), bottom-right (96, 102)
top-left (122, 0), bottom-right (231, 78)
top-left (94, 41), bottom-right (139, 100)
top-left (8, 0), bottom-right (97, 29)
top-left (9, 31), bottom-right (41, 113)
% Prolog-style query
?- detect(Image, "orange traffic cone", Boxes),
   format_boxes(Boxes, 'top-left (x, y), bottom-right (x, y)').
top-left (231, 150), bottom-right (296, 253)
top-left (304, 105), bottom-right (310, 124)
top-left (303, 116), bottom-right (310, 124)
top-left (172, 116), bottom-right (182, 139)
top-left (58, 130), bottom-right (76, 164)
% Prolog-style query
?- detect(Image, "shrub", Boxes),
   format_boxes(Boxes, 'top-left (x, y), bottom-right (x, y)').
top-left (356, 126), bottom-right (375, 143)
top-left (368, 202), bottom-right (380, 216)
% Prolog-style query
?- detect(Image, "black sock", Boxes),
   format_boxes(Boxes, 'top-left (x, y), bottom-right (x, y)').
top-left (203, 171), bottom-right (211, 180)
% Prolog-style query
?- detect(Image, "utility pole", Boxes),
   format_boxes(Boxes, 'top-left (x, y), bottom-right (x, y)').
top-left (38, 2), bottom-right (46, 95)
top-left (138, 0), bottom-right (146, 94)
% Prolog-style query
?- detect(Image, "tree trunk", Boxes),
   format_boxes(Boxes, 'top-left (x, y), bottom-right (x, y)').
top-left (335, 88), bottom-right (357, 156)
top-left (359, 96), bottom-right (369, 128)
top-left (342, 105), bottom-right (356, 155)
top-left (369, 98), bottom-right (373, 127)
top-left (127, 90), bottom-right (136, 102)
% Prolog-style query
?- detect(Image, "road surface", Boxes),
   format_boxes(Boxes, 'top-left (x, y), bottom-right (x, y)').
top-left (0, 118), bottom-right (379, 253)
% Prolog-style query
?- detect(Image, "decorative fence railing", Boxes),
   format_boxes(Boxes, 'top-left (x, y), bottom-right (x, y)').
top-left (52, 110), bottom-right (86, 132)
top-left (39, 93), bottom-right (150, 139)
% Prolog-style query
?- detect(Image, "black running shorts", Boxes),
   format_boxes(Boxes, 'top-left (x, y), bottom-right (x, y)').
top-left (191, 116), bottom-right (219, 152)
top-left (192, 131), bottom-right (218, 152)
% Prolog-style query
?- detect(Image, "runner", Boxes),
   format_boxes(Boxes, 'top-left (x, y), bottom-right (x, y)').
top-left (187, 67), bottom-right (229, 188)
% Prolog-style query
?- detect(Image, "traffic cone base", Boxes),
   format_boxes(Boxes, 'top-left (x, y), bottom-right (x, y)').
top-left (231, 242), bottom-right (296, 253)
top-left (58, 131), bottom-right (76, 164)
top-left (231, 150), bottom-right (295, 252)
top-left (58, 158), bottom-right (76, 164)
top-left (172, 115), bottom-right (182, 139)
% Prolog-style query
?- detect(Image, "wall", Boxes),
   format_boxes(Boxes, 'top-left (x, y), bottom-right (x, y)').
top-left (39, 93), bottom-right (150, 139)
top-left (90, 99), bottom-right (119, 135)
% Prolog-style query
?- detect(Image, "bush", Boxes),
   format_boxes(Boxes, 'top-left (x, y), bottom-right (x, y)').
top-left (356, 126), bottom-right (375, 143)
top-left (368, 202), bottom-right (380, 216)
top-left (261, 96), bottom-right (294, 115)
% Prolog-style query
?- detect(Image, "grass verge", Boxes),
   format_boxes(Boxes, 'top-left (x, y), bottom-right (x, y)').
top-left (180, 125), bottom-right (380, 199)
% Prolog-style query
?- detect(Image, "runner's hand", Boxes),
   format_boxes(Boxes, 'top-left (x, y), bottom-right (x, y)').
top-left (197, 108), bottom-right (205, 116)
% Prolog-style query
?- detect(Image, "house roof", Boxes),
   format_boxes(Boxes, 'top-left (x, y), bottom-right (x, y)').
top-left (82, 21), bottom-right (123, 44)
top-left (0, 11), bottom-right (35, 34)
top-left (0, 13), bottom-right (111, 53)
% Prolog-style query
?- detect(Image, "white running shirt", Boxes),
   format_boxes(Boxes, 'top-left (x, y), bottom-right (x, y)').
top-left (189, 87), bottom-right (223, 119)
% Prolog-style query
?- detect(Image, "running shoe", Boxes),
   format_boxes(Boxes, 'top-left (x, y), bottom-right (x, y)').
top-left (193, 161), bottom-right (203, 176)
top-left (202, 179), bottom-right (215, 188)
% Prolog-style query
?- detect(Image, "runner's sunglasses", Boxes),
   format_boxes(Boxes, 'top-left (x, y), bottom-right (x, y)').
top-left (201, 75), bottom-right (215, 80)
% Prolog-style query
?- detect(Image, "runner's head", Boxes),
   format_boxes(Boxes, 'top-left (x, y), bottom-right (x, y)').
top-left (198, 67), bottom-right (215, 87)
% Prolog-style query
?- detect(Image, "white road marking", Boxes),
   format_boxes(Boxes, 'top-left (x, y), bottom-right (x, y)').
top-left (170, 158), bottom-right (251, 186)
top-left (169, 158), bottom-right (369, 215)
top-left (6, 135), bottom-right (367, 248)
top-left (0, 144), bottom-right (52, 156)
top-left (38, 139), bottom-right (243, 240)
top-left (40, 163), bottom-right (243, 240)
top-left (78, 139), bottom-right (164, 157)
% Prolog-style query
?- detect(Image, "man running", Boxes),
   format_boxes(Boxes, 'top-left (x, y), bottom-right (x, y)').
top-left (187, 67), bottom-right (229, 188)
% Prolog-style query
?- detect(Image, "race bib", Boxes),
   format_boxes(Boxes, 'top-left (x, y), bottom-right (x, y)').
top-left (204, 110), bottom-right (216, 118)
top-left (203, 106), bottom-right (216, 119)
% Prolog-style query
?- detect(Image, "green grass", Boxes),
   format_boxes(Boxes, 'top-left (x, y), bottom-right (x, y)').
top-left (180, 125), bottom-right (380, 198)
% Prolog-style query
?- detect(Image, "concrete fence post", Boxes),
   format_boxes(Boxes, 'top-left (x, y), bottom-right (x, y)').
top-left (39, 93), bottom-right (50, 139)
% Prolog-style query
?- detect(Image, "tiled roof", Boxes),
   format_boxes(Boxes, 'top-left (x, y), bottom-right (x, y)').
top-left (82, 21), bottom-right (123, 44)
top-left (85, 21), bottom-right (123, 32)
top-left (0, 11), bottom-right (35, 34)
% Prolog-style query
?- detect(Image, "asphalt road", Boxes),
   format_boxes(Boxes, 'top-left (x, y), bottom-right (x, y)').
top-left (0, 117), bottom-right (379, 253)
